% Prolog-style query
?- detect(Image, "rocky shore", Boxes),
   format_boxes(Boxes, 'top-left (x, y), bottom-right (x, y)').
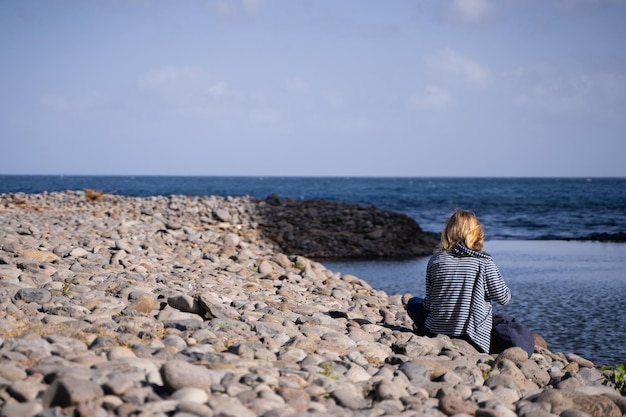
top-left (0, 191), bottom-right (623, 417)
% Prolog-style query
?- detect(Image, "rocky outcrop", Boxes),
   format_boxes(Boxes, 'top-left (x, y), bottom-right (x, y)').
top-left (257, 194), bottom-right (440, 259)
top-left (571, 232), bottom-right (626, 242)
top-left (0, 191), bottom-right (623, 417)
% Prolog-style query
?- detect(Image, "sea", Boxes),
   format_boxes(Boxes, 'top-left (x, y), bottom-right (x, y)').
top-left (1, 175), bottom-right (625, 367)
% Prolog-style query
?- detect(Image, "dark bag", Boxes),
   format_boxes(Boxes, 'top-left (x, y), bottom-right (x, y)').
top-left (491, 312), bottom-right (534, 358)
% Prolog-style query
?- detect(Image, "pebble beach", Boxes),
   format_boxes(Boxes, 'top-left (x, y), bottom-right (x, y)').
top-left (0, 191), bottom-right (624, 417)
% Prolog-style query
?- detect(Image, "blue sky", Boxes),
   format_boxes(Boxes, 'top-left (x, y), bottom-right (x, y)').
top-left (2, 0), bottom-right (625, 177)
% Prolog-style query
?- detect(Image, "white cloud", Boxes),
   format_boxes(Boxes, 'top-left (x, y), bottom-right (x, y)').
top-left (137, 66), bottom-right (295, 130)
top-left (284, 77), bottom-right (310, 94)
top-left (448, 0), bottom-right (496, 23)
top-left (425, 48), bottom-right (492, 87)
top-left (408, 85), bottom-right (455, 111)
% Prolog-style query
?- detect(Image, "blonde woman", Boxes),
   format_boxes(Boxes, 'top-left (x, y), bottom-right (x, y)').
top-left (407, 209), bottom-right (512, 353)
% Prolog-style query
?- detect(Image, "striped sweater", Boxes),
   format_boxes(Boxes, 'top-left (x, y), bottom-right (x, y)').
top-left (423, 241), bottom-right (511, 353)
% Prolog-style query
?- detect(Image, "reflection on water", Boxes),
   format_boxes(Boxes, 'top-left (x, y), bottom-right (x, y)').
top-left (322, 240), bottom-right (626, 366)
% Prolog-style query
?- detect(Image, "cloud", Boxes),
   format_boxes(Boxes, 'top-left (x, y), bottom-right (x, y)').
top-left (137, 66), bottom-right (295, 131)
top-left (284, 77), bottom-right (310, 94)
top-left (425, 48), bottom-right (492, 88)
top-left (408, 85), bottom-right (455, 111)
top-left (448, 0), bottom-right (496, 23)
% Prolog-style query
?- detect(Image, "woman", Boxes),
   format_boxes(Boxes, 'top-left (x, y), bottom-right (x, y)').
top-left (407, 209), bottom-right (511, 353)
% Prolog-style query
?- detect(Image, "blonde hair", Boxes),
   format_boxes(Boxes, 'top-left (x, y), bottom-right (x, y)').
top-left (441, 209), bottom-right (484, 251)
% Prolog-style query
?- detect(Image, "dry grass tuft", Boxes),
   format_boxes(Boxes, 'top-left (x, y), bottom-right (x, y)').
top-left (85, 189), bottom-right (105, 202)
top-left (0, 320), bottom-right (82, 341)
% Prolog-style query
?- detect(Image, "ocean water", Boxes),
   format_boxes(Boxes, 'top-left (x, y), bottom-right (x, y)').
top-left (2, 176), bottom-right (623, 240)
top-left (1, 175), bottom-right (625, 365)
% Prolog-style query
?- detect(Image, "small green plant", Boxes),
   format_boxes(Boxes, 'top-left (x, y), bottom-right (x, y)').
top-left (318, 362), bottom-right (338, 379)
top-left (600, 362), bottom-right (626, 396)
top-left (62, 281), bottom-right (72, 297)
top-left (319, 362), bottom-right (332, 377)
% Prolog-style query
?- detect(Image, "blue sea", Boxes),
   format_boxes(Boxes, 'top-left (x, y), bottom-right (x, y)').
top-left (1, 176), bottom-right (625, 366)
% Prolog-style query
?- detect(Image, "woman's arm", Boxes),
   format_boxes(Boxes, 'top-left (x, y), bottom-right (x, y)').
top-left (483, 260), bottom-right (511, 305)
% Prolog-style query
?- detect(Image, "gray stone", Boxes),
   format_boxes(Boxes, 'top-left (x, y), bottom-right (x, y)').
top-left (374, 379), bottom-right (406, 400)
top-left (41, 376), bottom-right (104, 407)
top-left (496, 347), bottom-right (530, 365)
top-left (170, 387), bottom-right (210, 404)
top-left (161, 360), bottom-right (226, 391)
top-left (439, 394), bottom-right (479, 415)
top-left (258, 259), bottom-right (274, 275)
top-left (7, 375), bottom-right (47, 401)
top-left (519, 359), bottom-right (551, 387)
top-left (176, 401), bottom-right (215, 417)
top-left (114, 239), bottom-right (133, 253)
top-left (0, 401), bottom-right (44, 417)
top-left (15, 288), bottom-right (52, 304)
top-left (197, 293), bottom-right (240, 320)
top-left (168, 293), bottom-right (205, 315)
top-left (330, 383), bottom-right (370, 410)
top-left (0, 364), bottom-right (27, 382)
top-left (565, 353), bottom-right (595, 368)
top-left (69, 247), bottom-right (90, 257)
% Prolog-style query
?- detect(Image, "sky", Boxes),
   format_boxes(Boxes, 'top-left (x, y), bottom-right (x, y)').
top-left (1, 0), bottom-right (625, 177)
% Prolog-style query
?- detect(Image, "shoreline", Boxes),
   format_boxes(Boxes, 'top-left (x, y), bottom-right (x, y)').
top-left (0, 191), bottom-right (623, 416)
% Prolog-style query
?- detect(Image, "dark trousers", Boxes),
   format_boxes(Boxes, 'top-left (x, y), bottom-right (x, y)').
top-left (405, 296), bottom-right (433, 336)
top-left (405, 296), bottom-right (485, 352)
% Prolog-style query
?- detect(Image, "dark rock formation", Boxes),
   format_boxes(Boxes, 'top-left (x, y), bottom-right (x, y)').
top-left (256, 194), bottom-right (440, 260)
top-left (571, 232), bottom-right (626, 242)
